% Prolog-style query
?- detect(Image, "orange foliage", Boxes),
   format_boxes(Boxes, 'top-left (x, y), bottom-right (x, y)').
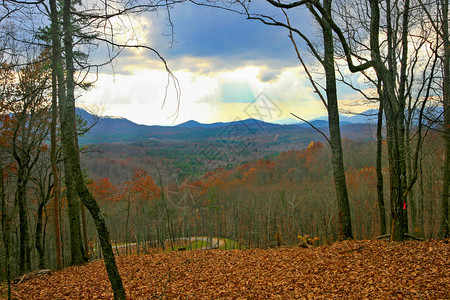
top-left (306, 141), bottom-right (324, 151)
top-left (0, 114), bottom-right (15, 149)
top-left (182, 141), bottom-right (329, 198)
top-left (122, 169), bottom-right (161, 202)
top-left (346, 166), bottom-right (376, 189)
top-left (89, 177), bottom-right (118, 202)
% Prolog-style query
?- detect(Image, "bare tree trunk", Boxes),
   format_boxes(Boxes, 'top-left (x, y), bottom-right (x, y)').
top-left (73, 104), bottom-right (89, 258)
top-left (1, 167), bottom-right (14, 300)
top-left (49, 0), bottom-right (85, 267)
top-left (50, 0), bottom-right (64, 270)
top-left (321, 0), bottom-right (353, 239)
top-left (384, 109), bottom-right (408, 240)
top-left (369, 0), bottom-right (409, 241)
top-left (49, 2), bottom-right (63, 269)
top-left (61, 1), bottom-right (126, 297)
top-left (125, 200), bottom-right (131, 255)
top-left (439, 0), bottom-right (449, 238)
top-left (2, 219), bottom-right (12, 300)
top-left (64, 153), bottom-right (86, 264)
top-left (16, 170), bottom-right (31, 273)
top-left (35, 200), bottom-right (46, 269)
top-left (419, 158), bottom-right (425, 236)
top-left (405, 112), bottom-right (416, 234)
top-left (80, 204), bottom-right (89, 259)
top-left (376, 99), bottom-right (387, 234)
top-left (61, 116), bottom-right (85, 264)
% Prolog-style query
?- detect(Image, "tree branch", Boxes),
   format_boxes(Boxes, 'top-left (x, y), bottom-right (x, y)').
top-left (291, 112), bottom-right (331, 145)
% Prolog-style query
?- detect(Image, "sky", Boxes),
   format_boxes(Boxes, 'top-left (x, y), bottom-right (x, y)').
top-left (79, 1), bottom-right (368, 126)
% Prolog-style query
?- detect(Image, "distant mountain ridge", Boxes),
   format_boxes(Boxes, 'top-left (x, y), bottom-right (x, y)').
top-left (176, 118), bottom-right (283, 129)
top-left (75, 107), bottom-right (377, 144)
top-left (275, 109), bottom-right (380, 125)
top-left (77, 107), bottom-right (380, 129)
top-left (276, 106), bottom-right (443, 126)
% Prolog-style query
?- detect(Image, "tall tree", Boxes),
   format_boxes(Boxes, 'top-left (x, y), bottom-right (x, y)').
top-left (12, 56), bottom-right (51, 273)
top-left (62, 25), bottom-right (87, 265)
top-left (418, 0), bottom-right (450, 239)
top-left (33, 152), bottom-right (53, 269)
top-left (418, 0), bottom-right (450, 238)
top-left (0, 61), bottom-right (18, 300)
top-left (376, 99), bottom-right (387, 235)
top-left (49, 0), bottom-right (63, 269)
top-left (440, 0), bottom-right (449, 238)
top-left (0, 164), bottom-right (15, 300)
top-left (231, 0), bottom-right (354, 239)
top-left (316, 0), bottom-right (353, 239)
top-left (58, 0), bottom-right (126, 297)
top-left (263, 0), bottom-right (440, 240)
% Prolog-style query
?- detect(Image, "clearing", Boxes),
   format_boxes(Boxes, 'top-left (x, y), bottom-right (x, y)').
top-left (2, 239), bottom-right (449, 299)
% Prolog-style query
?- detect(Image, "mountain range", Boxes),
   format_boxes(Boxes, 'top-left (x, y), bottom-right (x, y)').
top-left (77, 106), bottom-right (443, 184)
top-left (77, 108), bottom-right (376, 145)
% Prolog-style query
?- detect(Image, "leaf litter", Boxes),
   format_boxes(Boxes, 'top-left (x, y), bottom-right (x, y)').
top-left (3, 239), bottom-right (449, 299)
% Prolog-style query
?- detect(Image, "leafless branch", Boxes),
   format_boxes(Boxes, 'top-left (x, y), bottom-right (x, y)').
top-left (291, 112), bottom-right (331, 145)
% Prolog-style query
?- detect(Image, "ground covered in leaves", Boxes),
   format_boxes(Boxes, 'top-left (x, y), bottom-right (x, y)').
top-left (3, 239), bottom-right (449, 299)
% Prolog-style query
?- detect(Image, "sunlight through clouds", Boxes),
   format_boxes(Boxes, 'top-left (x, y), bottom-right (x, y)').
top-left (76, 1), bottom-right (372, 126)
top-left (80, 64), bottom-right (327, 126)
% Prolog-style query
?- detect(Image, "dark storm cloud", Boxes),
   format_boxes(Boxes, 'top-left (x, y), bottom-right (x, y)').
top-left (147, 2), bottom-right (314, 72)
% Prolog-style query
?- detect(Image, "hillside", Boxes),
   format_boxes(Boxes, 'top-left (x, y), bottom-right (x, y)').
top-left (78, 108), bottom-right (375, 183)
top-left (5, 239), bottom-right (449, 299)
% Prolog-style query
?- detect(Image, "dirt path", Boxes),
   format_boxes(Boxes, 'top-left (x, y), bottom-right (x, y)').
top-left (188, 236), bottom-right (226, 249)
top-left (112, 236), bottom-right (227, 252)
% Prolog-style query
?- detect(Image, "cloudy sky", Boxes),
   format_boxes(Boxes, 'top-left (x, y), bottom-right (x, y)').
top-left (79, 2), bottom-right (367, 126)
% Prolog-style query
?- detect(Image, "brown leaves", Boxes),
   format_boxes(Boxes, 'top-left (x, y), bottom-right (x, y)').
top-left (5, 239), bottom-right (450, 299)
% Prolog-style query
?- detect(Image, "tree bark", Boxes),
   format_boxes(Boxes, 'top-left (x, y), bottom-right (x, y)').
top-left (16, 169), bottom-right (31, 273)
top-left (369, 0), bottom-right (409, 241)
top-left (439, 0), bottom-right (449, 238)
top-left (64, 157), bottom-right (86, 265)
top-left (61, 0), bottom-right (126, 298)
top-left (80, 204), bottom-right (89, 259)
top-left (50, 0), bottom-right (63, 270)
top-left (73, 109), bottom-right (90, 258)
top-left (1, 167), bottom-right (13, 300)
top-left (35, 200), bottom-right (46, 269)
top-left (321, 0), bottom-right (353, 239)
top-left (53, 0), bottom-right (87, 266)
top-left (384, 107), bottom-right (408, 241)
top-left (376, 99), bottom-right (387, 235)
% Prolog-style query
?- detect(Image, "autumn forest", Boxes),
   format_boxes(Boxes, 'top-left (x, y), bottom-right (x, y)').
top-left (1, 0), bottom-right (449, 299)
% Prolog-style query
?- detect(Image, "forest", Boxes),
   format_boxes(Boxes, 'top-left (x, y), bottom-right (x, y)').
top-left (0, 0), bottom-right (449, 299)
top-left (83, 136), bottom-right (445, 249)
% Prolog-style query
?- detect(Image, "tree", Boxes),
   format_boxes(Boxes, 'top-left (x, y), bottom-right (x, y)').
top-left (46, 0), bottom-right (87, 266)
top-left (337, 0), bottom-right (439, 240)
top-left (119, 169), bottom-right (161, 254)
top-left (0, 163), bottom-right (16, 300)
top-left (32, 149), bottom-right (54, 269)
top-left (261, 0), bottom-right (442, 241)
top-left (54, 0), bottom-right (126, 297)
top-left (49, 0), bottom-right (63, 269)
top-left (376, 100), bottom-right (387, 235)
top-left (312, 0), bottom-right (353, 239)
top-left (438, 0), bottom-right (449, 239)
top-left (2, 0), bottom-right (177, 296)
top-left (11, 55), bottom-right (51, 273)
top-left (418, 0), bottom-right (450, 238)
top-left (0, 61), bottom-right (18, 300)
top-left (234, 0), bottom-right (354, 239)
top-left (48, 0), bottom-right (179, 296)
